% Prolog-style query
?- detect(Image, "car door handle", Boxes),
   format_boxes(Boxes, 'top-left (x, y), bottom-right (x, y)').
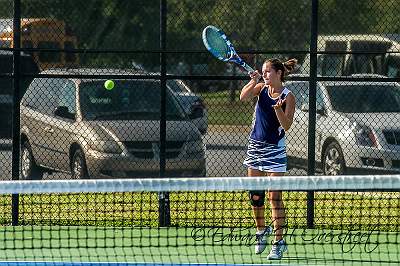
top-left (44, 127), bottom-right (54, 133)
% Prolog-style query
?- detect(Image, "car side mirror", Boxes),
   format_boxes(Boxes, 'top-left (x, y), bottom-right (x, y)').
top-left (54, 106), bottom-right (75, 120)
top-left (188, 107), bottom-right (203, 119)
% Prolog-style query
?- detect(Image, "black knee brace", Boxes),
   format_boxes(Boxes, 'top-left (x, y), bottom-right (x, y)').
top-left (249, 190), bottom-right (265, 207)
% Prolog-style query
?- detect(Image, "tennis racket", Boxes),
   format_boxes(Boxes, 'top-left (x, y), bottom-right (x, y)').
top-left (202, 25), bottom-right (254, 73)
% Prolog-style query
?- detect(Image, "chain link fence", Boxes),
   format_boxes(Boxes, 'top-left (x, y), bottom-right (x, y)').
top-left (0, 0), bottom-right (400, 226)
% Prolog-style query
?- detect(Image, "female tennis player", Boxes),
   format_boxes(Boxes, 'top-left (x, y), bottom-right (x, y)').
top-left (240, 58), bottom-right (297, 260)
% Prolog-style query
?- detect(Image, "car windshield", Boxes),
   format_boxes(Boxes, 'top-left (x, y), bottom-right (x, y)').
top-left (79, 80), bottom-right (185, 120)
top-left (326, 84), bottom-right (400, 113)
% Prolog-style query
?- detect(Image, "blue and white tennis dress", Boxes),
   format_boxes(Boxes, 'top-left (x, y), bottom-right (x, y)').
top-left (243, 86), bottom-right (291, 173)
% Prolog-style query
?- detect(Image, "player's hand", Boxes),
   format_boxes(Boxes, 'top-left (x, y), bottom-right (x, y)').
top-left (272, 98), bottom-right (286, 110)
top-left (249, 70), bottom-right (261, 83)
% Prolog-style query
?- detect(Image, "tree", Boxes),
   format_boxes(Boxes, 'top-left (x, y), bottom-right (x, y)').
top-left (5, 0), bottom-right (396, 70)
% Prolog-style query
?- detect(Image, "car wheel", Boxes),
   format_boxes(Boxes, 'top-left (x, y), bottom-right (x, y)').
top-left (20, 141), bottom-right (43, 180)
top-left (322, 142), bottom-right (346, 175)
top-left (71, 149), bottom-right (89, 179)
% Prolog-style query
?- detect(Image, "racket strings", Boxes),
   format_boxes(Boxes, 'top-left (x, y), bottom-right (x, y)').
top-left (205, 29), bottom-right (231, 59)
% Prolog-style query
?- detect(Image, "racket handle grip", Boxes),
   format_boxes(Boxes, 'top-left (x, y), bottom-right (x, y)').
top-left (242, 63), bottom-right (255, 74)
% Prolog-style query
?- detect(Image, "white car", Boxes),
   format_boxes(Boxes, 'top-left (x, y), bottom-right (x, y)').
top-left (167, 79), bottom-right (208, 135)
top-left (285, 76), bottom-right (400, 175)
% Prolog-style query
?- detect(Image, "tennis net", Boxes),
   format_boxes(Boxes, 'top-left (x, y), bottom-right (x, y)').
top-left (0, 175), bottom-right (399, 265)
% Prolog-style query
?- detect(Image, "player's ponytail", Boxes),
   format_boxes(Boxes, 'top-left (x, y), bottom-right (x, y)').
top-left (283, 58), bottom-right (298, 74)
top-left (265, 58), bottom-right (298, 82)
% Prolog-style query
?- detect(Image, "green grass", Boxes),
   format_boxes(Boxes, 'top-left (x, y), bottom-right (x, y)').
top-left (199, 90), bottom-right (254, 125)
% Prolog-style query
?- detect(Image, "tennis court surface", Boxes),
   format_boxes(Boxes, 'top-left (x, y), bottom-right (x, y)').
top-left (0, 175), bottom-right (399, 265)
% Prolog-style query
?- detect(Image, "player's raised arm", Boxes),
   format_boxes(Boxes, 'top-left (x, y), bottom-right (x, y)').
top-left (240, 71), bottom-right (264, 101)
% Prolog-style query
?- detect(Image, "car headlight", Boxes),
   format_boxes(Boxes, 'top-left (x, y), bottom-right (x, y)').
top-left (90, 140), bottom-right (123, 154)
top-left (185, 140), bottom-right (205, 153)
top-left (349, 121), bottom-right (377, 147)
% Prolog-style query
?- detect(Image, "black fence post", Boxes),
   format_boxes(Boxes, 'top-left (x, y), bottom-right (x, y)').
top-left (158, 0), bottom-right (171, 227)
top-left (11, 0), bottom-right (22, 226)
top-left (307, 0), bottom-right (319, 229)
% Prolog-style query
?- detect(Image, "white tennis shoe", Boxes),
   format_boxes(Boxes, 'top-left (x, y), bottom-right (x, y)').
top-left (267, 239), bottom-right (288, 260)
top-left (254, 226), bottom-right (272, 254)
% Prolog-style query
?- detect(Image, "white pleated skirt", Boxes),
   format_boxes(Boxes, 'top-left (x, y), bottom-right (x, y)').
top-left (243, 138), bottom-right (287, 173)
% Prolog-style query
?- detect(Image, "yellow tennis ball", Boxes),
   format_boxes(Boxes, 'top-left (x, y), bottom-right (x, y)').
top-left (104, 80), bottom-right (115, 90)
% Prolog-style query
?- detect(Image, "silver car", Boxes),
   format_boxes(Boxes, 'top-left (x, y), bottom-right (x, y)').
top-left (20, 69), bottom-right (206, 179)
top-left (285, 76), bottom-right (400, 175)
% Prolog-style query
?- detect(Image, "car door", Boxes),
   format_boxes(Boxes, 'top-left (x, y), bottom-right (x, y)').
top-left (50, 79), bottom-right (78, 172)
top-left (22, 78), bottom-right (59, 166)
top-left (33, 78), bottom-right (71, 171)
